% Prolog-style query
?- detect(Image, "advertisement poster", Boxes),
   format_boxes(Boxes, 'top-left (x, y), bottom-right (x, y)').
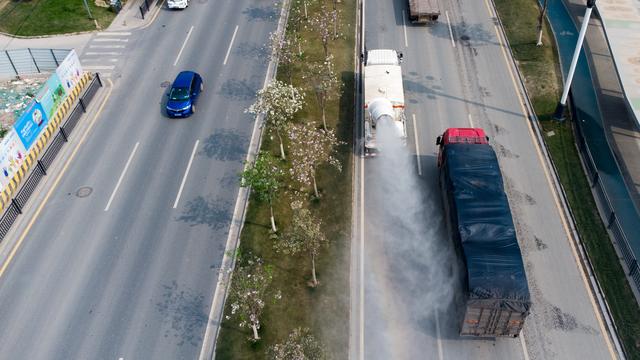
top-left (0, 129), bottom-right (28, 189)
top-left (36, 73), bottom-right (67, 121)
top-left (14, 100), bottom-right (49, 151)
top-left (55, 49), bottom-right (83, 94)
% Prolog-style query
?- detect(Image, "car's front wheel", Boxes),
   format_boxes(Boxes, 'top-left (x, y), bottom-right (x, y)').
top-left (191, 104), bottom-right (196, 114)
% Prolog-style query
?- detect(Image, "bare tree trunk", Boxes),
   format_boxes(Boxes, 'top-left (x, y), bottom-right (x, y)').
top-left (536, 0), bottom-right (549, 47)
top-left (311, 253), bottom-right (318, 287)
top-left (270, 205), bottom-right (277, 232)
top-left (251, 323), bottom-right (260, 340)
top-left (312, 173), bottom-right (319, 198)
top-left (276, 130), bottom-right (286, 160)
top-left (321, 103), bottom-right (327, 131)
top-left (333, 10), bottom-right (338, 39)
top-left (304, 0), bottom-right (308, 18)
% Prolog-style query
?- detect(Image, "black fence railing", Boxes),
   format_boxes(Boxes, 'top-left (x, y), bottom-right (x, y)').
top-left (139, 0), bottom-right (161, 19)
top-left (569, 92), bottom-right (640, 292)
top-left (0, 73), bottom-right (103, 241)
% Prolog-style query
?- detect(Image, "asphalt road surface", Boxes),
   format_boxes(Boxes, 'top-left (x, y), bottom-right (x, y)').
top-left (352, 0), bottom-right (618, 359)
top-left (0, 0), bottom-right (279, 359)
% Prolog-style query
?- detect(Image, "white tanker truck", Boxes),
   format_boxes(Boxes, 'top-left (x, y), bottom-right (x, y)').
top-left (363, 49), bottom-right (407, 156)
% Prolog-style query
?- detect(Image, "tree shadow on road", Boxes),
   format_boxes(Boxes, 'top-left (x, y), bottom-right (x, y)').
top-left (201, 129), bottom-right (248, 161)
top-left (242, 5), bottom-right (279, 22)
top-left (156, 280), bottom-right (209, 348)
top-left (177, 195), bottom-right (232, 231)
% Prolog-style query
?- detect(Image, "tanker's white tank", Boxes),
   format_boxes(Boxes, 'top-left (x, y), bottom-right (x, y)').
top-left (363, 49), bottom-right (407, 156)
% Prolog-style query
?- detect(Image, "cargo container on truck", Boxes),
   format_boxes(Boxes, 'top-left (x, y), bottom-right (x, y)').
top-left (436, 128), bottom-right (531, 337)
top-left (408, 0), bottom-right (440, 24)
top-left (363, 49), bottom-right (407, 156)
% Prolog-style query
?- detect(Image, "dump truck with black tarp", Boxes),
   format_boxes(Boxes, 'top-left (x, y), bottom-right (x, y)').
top-left (436, 128), bottom-right (531, 338)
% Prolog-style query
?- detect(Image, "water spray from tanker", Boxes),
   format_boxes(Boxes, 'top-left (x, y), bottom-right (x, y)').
top-left (365, 118), bottom-right (458, 358)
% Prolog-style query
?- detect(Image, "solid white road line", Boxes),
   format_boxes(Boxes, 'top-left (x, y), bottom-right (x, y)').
top-left (435, 311), bottom-right (444, 360)
top-left (412, 114), bottom-right (422, 176)
top-left (89, 45), bottom-right (126, 49)
top-left (93, 38), bottom-right (129, 42)
top-left (468, 113), bottom-right (474, 127)
top-left (96, 32), bottom-right (131, 36)
top-left (174, 26), bottom-right (194, 66)
top-left (173, 140), bottom-right (199, 209)
top-left (223, 25), bottom-right (239, 65)
top-left (105, 142), bottom-right (139, 211)
top-left (359, 152), bottom-right (365, 360)
top-left (520, 330), bottom-right (530, 360)
top-left (402, 10), bottom-right (409, 47)
top-left (446, 11), bottom-right (455, 48)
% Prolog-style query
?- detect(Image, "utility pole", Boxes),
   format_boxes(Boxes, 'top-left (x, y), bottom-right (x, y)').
top-left (553, 0), bottom-right (595, 120)
top-left (536, 0), bottom-right (549, 46)
top-left (82, 0), bottom-right (94, 20)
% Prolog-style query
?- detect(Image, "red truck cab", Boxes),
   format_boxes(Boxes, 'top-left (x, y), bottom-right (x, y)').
top-left (436, 128), bottom-right (489, 167)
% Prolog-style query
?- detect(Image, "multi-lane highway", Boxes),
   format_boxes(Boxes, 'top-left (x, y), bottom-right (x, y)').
top-left (352, 0), bottom-right (618, 359)
top-left (0, 0), bottom-right (279, 358)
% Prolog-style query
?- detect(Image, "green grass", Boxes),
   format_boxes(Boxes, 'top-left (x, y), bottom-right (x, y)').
top-left (0, 0), bottom-right (117, 36)
top-left (215, 0), bottom-right (355, 358)
top-left (494, 0), bottom-right (640, 357)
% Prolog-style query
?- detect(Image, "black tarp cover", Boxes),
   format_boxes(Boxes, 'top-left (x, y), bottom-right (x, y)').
top-left (443, 143), bottom-right (531, 313)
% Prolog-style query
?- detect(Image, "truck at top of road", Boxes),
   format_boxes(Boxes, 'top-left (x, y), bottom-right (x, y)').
top-left (408, 0), bottom-right (440, 24)
top-left (436, 128), bottom-right (531, 338)
top-left (363, 49), bottom-right (407, 156)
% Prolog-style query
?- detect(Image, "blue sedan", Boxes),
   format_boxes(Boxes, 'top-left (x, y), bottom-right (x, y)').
top-left (166, 71), bottom-right (203, 118)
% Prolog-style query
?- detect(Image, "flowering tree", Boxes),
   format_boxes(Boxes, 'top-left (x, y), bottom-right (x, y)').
top-left (288, 123), bottom-right (342, 198)
top-left (308, 4), bottom-right (336, 57)
top-left (303, 55), bottom-right (341, 130)
top-left (240, 151), bottom-right (284, 232)
top-left (246, 80), bottom-right (305, 160)
top-left (275, 203), bottom-right (329, 287)
top-left (226, 256), bottom-right (277, 342)
top-left (266, 327), bottom-right (328, 359)
top-left (267, 30), bottom-right (303, 84)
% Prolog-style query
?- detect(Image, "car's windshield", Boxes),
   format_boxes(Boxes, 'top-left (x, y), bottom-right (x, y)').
top-left (169, 87), bottom-right (190, 101)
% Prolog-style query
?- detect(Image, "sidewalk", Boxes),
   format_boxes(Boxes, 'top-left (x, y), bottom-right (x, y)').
top-left (0, 0), bottom-right (160, 53)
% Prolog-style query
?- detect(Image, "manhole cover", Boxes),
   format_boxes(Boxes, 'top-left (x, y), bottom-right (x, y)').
top-left (76, 186), bottom-right (93, 198)
top-left (161, 81), bottom-right (171, 88)
top-left (460, 35), bottom-right (470, 41)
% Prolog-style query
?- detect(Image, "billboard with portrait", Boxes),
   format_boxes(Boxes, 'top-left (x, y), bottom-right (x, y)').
top-left (14, 100), bottom-right (49, 151)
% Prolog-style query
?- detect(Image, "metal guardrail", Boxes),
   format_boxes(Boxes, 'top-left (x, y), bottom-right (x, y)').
top-left (0, 49), bottom-right (70, 79)
top-left (0, 73), bottom-right (103, 240)
top-left (569, 92), bottom-right (640, 292)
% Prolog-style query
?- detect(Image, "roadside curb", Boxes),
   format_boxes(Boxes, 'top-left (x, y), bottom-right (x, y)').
top-left (198, 0), bottom-right (293, 358)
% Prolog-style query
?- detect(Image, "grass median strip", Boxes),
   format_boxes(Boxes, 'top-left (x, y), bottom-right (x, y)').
top-left (0, 0), bottom-right (116, 36)
top-left (215, 0), bottom-right (355, 358)
top-left (494, 0), bottom-right (640, 357)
